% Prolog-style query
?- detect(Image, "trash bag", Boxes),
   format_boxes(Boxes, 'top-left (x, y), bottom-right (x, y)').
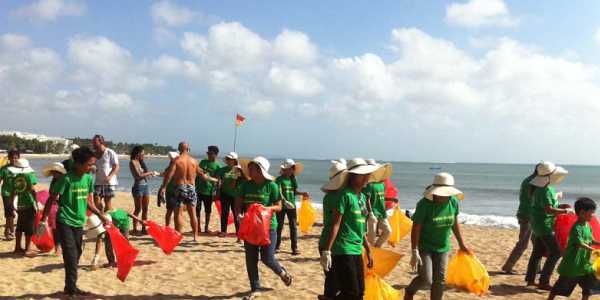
top-left (384, 179), bottom-right (398, 199)
top-left (446, 250), bottom-right (490, 296)
top-left (299, 196), bottom-right (317, 234)
top-left (32, 211), bottom-right (54, 253)
top-left (238, 203), bottom-right (273, 246)
top-left (146, 220), bottom-right (182, 255)
top-left (555, 213), bottom-right (578, 252)
top-left (105, 224), bottom-right (139, 282)
top-left (388, 207), bottom-right (412, 247)
top-left (362, 247), bottom-right (402, 278)
top-left (214, 199), bottom-right (234, 225)
top-left (364, 272), bottom-right (402, 300)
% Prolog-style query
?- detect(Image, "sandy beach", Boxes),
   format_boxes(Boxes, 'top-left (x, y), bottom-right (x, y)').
top-left (0, 189), bottom-right (581, 300)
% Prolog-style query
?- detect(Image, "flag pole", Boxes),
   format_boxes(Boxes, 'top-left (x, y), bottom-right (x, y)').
top-left (233, 116), bottom-right (238, 152)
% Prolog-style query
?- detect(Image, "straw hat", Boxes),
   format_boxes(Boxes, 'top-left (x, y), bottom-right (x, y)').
top-left (530, 161), bottom-right (568, 187)
top-left (238, 158), bottom-right (251, 180)
top-left (280, 158), bottom-right (304, 176)
top-left (42, 162), bottom-right (67, 177)
top-left (168, 151), bottom-right (180, 160)
top-left (347, 158), bottom-right (380, 175)
top-left (366, 159), bottom-right (393, 183)
top-left (423, 172), bottom-right (464, 201)
top-left (321, 160), bottom-right (349, 192)
top-left (8, 158), bottom-right (34, 174)
top-left (243, 156), bottom-right (274, 181)
top-left (225, 152), bottom-right (239, 160)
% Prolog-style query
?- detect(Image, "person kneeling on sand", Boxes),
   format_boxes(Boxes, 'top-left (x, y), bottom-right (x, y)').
top-left (404, 172), bottom-right (471, 300)
top-left (40, 146), bottom-right (109, 297)
top-left (235, 156), bottom-right (293, 300)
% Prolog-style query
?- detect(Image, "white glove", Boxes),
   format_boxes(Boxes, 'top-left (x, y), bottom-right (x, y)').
top-left (153, 171), bottom-right (161, 177)
top-left (320, 250), bottom-right (332, 272)
top-left (564, 208), bottom-right (575, 214)
top-left (237, 214), bottom-right (244, 223)
top-left (410, 249), bottom-right (422, 272)
top-left (36, 221), bottom-right (47, 237)
top-left (284, 200), bottom-right (295, 209)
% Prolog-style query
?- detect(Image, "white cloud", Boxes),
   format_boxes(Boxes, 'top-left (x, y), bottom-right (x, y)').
top-left (266, 65), bottom-right (322, 97)
top-left (12, 0), bottom-right (85, 21)
top-left (273, 29), bottom-right (318, 66)
top-left (595, 28), bottom-right (600, 46)
top-left (151, 0), bottom-right (195, 27)
top-left (154, 27), bottom-right (177, 46)
top-left (0, 34), bottom-right (32, 50)
top-left (446, 0), bottom-right (518, 28)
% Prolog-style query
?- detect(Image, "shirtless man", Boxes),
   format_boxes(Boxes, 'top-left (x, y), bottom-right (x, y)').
top-left (159, 142), bottom-right (205, 241)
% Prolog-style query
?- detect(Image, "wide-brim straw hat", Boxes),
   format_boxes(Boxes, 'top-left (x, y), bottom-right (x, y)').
top-left (423, 172), bottom-right (464, 201)
top-left (240, 156), bottom-right (274, 181)
top-left (366, 159), bottom-right (393, 183)
top-left (43, 162), bottom-right (67, 177)
top-left (346, 158), bottom-right (380, 175)
top-left (321, 160), bottom-right (349, 192)
top-left (530, 161), bottom-right (568, 187)
top-left (280, 159), bottom-right (304, 176)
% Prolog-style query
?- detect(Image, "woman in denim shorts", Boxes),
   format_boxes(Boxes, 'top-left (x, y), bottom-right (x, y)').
top-left (129, 146), bottom-right (156, 235)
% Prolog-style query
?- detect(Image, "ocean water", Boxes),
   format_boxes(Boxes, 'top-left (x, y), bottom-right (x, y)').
top-left (25, 158), bottom-right (600, 228)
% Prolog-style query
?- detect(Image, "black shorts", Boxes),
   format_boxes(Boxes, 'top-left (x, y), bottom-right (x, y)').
top-left (16, 207), bottom-right (36, 235)
top-left (2, 195), bottom-right (14, 218)
top-left (551, 274), bottom-right (598, 297)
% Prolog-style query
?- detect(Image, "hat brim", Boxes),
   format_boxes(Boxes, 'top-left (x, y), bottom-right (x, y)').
top-left (369, 163), bottom-right (392, 183)
top-left (321, 170), bottom-right (349, 192)
top-left (43, 166), bottom-right (66, 177)
top-left (348, 164), bottom-right (379, 175)
top-left (281, 162), bottom-right (304, 176)
top-left (531, 167), bottom-right (568, 187)
top-left (8, 166), bottom-right (34, 174)
top-left (423, 186), bottom-right (464, 201)
top-left (238, 159), bottom-right (252, 180)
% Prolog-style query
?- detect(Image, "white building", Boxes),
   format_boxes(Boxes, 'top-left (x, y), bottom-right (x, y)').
top-left (0, 130), bottom-right (73, 149)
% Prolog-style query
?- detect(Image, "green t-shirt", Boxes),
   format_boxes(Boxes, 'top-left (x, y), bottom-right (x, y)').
top-left (319, 191), bottom-right (339, 249)
top-left (531, 186), bottom-right (558, 237)
top-left (412, 196), bottom-right (459, 253)
top-left (363, 182), bottom-right (386, 219)
top-left (240, 180), bottom-right (280, 230)
top-left (196, 159), bottom-right (221, 196)
top-left (0, 165), bottom-right (16, 198)
top-left (216, 166), bottom-right (242, 197)
top-left (276, 176), bottom-right (298, 208)
top-left (13, 172), bottom-right (38, 209)
top-left (108, 208), bottom-right (130, 233)
top-left (558, 221), bottom-right (594, 277)
top-left (51, 171), bottom-right (95, 228)
top-left (517, 174), bottom-right (536, 219)
top-left (331, 187), bottom-right (368, 256)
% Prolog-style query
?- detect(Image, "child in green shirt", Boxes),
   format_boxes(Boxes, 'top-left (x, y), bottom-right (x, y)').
top-left (548, 197), bottom-right (600, 300)
top-left (10, 161), bottom-right (38, 257)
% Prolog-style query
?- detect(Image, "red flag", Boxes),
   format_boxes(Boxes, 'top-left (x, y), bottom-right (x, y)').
top-left (235, 114), bottom-right (246, 127)
top-left (145, 220), bottom-right (183, 255)
top-left (105, 224), bottom-right (139, 282)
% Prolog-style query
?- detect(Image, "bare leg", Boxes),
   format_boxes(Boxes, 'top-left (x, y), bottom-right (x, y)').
top-left (24, 234), bottom-right (36, 257)
top-left (165, 208), bottom-right (173, 227)
top-left (132, 195), bottom-right (142, 233)
top-left (547, 293), bottom-right (555, 300)
top-left (92, 235), bottom-right (103, 270)
top-left (104, 196), bottom-right (113, 212)
top-left (174, 206), bottom-right (182, 233)
top-left (187, 204), bottom-right (199, 241)
top-left (6, 216), bottom-right (15, 237)
top-left (14, 231), bottom-right (23, 253)
top-left (95, 196), bottom-right (104, 213)
top-left (141, 195), bottom-right (150, 234)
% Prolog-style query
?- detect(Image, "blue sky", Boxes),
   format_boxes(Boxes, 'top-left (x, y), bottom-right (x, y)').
top-left (2, 0), bottom-right (600, 164)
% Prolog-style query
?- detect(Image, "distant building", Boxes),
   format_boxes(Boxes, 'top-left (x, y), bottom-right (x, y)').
top-left (0, 130), bottom-right (73, 153)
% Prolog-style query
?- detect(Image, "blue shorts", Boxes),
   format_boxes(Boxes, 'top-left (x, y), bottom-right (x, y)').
top-left (175, 184), bottom-right (197, 206)
top-left (95, 185), bottom-right (116, 199)
top-left (131, 184), bottom-right (149, 198)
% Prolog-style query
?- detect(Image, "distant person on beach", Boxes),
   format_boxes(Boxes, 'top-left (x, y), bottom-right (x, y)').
top-left (364, 159), bottom-right (392, 248)
top-left (525, 161), bottom-right (571, 290)
top-left (0, 148), bottom-right (20, 240)
top-left (501, 163), bottom-right (541, 274)
top-left (10, 158), bottom-right (38, 257)
top-left (318, 159), bottom-right (348, 300)
top-left (159, 142), bottom-right (203, 241)
top-left (275, 159), bottom-right (309, 255)
top-left (43, 162), bottom-right (68, 256)
top-left (40, 146), bottom-right (109, 297)
top-left (235, 156), bottom-right (293, 300)
top-left (404, 172), bottom-right (471, 300)
top-left (215, 152), bottom-right (243, 237)
top-left (129, 145), bottom-right (157, 235)
top-left (547, 197), bottom-right (600, 300)
top-left (321, 158), bottom-right (377, 300)
top-left (195, 145), bottom-right (220, 234)
top-left (91, 134), bottom-right (120, 269)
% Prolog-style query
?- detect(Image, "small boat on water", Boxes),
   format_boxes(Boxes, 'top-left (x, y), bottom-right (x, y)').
top-left (430, 165), bottom-right (442, 170)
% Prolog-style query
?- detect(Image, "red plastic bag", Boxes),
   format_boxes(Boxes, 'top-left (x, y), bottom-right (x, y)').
top-left (146, 220), bottom-right (182, 255)
top-left (238, 203), bottom-right (273, 246)
top-left (383, 179), bottom-right (398, 199)
top-left (32, 211), bottom-right (54, 252)
top-left (214, 199), bottom-right (234, 225)
top-left (555, 213), bottom-right (578, 252)
top-left (105, 224), bottom-right (139, 282)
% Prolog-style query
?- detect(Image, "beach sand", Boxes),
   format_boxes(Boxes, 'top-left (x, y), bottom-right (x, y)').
top-left (0, 189), bottom-right (581, 300)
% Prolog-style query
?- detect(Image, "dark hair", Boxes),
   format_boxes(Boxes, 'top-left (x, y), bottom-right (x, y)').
top-left (93, 134), bottom-right (105, 145)
top-left (575, 197), bottom-right (597, 214)
top-left (72, 146), bottom-right (95, 165)
top-left (207, 145), bottom-right (219, 154)
top-left (8, 148), bottom-right (20, 158)
top-left (130, 145), bottom-right (148, 172)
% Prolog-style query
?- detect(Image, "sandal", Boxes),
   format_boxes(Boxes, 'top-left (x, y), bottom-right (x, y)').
top-left (242, 291), bottom-right (260, 300)
top-left (280, 267), bottom-right (293, 286)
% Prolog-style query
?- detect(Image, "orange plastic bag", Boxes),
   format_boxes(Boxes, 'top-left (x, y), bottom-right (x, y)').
top-left (447, 250), bottom-right (490, 296)
top-left (214, 199), bottom-right (234, 225)
top-left (146, 220), bottom-right (182, 255)
top-left (363, 247), bottom-right (403, 278)
top-left (32, 211), bottom-right (54, 253)
top-left (364, 272), bottom-right (402, 300)
top-left (388, 207), bottom-right (412, 247)
top-left (298, 196), bottom-right (316, 234)
top-left (238, 203), bottom-right (273, 246)
top-left (105, 224), bottom-right (139, 282)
